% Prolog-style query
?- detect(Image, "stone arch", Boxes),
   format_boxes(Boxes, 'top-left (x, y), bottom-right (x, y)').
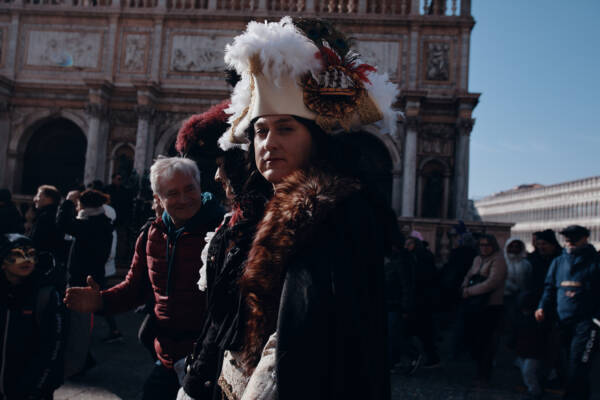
top-left (20, 117), bottom-right (88, 195)
top-left (9, 109), bottom-right (89, 194)
top-left (108, 142), bottom-right (136, 182)
top-left (154, 121), bottom-right (183, 158)
top-left (417, 157), bottom-right (451, 218)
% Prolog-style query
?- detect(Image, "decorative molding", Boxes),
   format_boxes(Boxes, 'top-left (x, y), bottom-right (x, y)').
top-left (109, 110), bottom-right (138, 126)
top-left (419, 137), bottom-right (453, 157)
top-left (121, 33), bottom-right (150, 74)
top-left (134, 105), bottom-right (156, 121)
top-left (354, 40), bottom-right (400, 78)
top-left (168, 34), bottom-right (231, 73)
top-left (405, 116), bottom-right (419, 131)
top-left (424, 41), bottom-right (450, 81)
top-left (24, 29), bottom-right (104, 72)
top-left (421, 123), bottom-right (455, 138)
top-left (456, 117), bottom-right (474, 135)
top-left (85, 103), bottom-right (109, 119)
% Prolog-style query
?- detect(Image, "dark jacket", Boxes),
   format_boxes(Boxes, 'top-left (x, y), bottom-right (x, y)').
top-left (241, 170), bottom-right (389, 400)
top-left (0, 270), bottom-right (67, 399)
top-left (384, 248), bottom-right (415, 313)
top-left (538, 245), bottom-right (600, 323)
top-left (0, 202), bottom-right (25, 235)
top-left (183, 201), bottom-right (265, 399)
top-left (101, 196), bottom-right (224, 368)
top-left (29, 204), bottom-right (66, 263)
top-left (527, 249), bottom-right (562, 300)
top-left (56, 200), bottom-right (113, 287)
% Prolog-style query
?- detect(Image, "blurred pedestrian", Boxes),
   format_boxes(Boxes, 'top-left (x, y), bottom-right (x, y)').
top-left (405, 233), bottom-right (441, 369)
top-left (0, 188), bottom-right (25, 235)
top-left (536, 225), bottom-right (600, 399)
top-left (461, 233), bottom-right (507, 385)
top-left (527, 229), bottom-right (562, 300)
top-left (0, 233), bottom-right (67, 400)
top-left (504, 238), bottom-right (533, 327)
top-left (511, 291), bottom-right (548, 400)
top-left (30, 185), bottom-right (66, 269)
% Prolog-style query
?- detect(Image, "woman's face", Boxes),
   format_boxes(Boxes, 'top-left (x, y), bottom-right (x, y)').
top-left (253, 115), bottom-right (313, 185)
top-left (479, 240), bottom-right (494, 257)
top-left (214, 158), bottom-right (235, 200)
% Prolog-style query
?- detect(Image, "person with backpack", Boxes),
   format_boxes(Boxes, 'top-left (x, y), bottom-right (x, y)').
top-left (0, 233), bottom-right (67, 400)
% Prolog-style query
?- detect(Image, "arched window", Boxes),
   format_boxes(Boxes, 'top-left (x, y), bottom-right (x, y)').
top-left (22, 118), bottom-right (87, 194)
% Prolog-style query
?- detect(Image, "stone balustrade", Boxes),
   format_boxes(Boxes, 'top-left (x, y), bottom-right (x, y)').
top-left (4, 0), bottom-right (470, 17)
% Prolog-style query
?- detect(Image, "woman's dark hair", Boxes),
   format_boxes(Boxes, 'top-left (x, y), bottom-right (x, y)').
top-left (79, 189), bottom-right (109, 208)
top-left (479, 233), bottom-right (500, 254)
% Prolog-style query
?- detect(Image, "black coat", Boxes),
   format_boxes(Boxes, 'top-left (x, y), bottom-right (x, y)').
top-left (56, 200), bottom-right (113, 287)
top-left (29, 204), bottom-right (66, 263)
top-left (241, 170), bottom-right (389, 400)
top-left (0, 202), bottom-right (25, 235)
top-left (0, 270), bottom-right (67, 399)
top-left (384, 248), bottom-right (416, 313)
top-left (183, 212), bottom-right (262, 399)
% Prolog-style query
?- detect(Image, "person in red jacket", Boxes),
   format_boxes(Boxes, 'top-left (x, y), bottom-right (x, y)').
top-left (64, 156), bottom-right (224, 400)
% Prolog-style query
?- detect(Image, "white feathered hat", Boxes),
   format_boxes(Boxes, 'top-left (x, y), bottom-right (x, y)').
top-left (218, 17), bottom-right (400, 150)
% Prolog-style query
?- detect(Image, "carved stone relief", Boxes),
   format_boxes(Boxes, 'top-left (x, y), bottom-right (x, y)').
top-left (169, 35), bottom-right (231, 73)
top-left (110, 126), bottom-right (136, 142)
top-left (425, 42), bottom-right (450, 81)
top-left (354, 41), bottom-right (399, 77)
top-left (419, 138), bottom-right (453, 156)
top-left (26, 30), bottom-right (103, 69)
top-left (421, 123), bottom-right (455, 138)
top-left (123, 34), bottom-right (148, 73)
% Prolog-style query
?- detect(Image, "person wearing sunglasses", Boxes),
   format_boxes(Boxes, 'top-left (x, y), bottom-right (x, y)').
top-left (0, 233), bottom-right (67, 400)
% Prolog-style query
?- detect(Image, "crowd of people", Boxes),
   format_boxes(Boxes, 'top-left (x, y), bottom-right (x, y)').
top-left (1, 16), bottom-right (599, 400)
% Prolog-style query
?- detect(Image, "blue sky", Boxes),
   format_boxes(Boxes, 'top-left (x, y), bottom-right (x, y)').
top-left (468, 1), bottom-right (600, 199)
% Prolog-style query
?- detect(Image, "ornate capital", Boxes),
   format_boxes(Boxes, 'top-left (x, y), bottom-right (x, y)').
top-left (456, 118), bottom-right (475, 136)
top-left (406, 116), bottom-right (420, 132)
top-left (134, 105), bottom-right (156, 121)
top-left (85, 103), bottom-right (109, 119)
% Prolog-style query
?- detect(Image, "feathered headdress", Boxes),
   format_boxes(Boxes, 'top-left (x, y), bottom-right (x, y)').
top-left (219, 17), bottom-right (400, 150)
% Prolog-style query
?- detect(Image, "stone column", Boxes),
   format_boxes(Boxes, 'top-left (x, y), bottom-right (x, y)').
top-left (84, 103), bottom-right (110, 184)
top-left (459, 28), bottom-right (470, 91)
top-left (409, 0), bottom-right (419, 14)
top-left (408, 28), bottom-right (419, 89)
top-left (402, 117), bottom-right (418, 217)
top-left (442, 172), bottom-right (451, 219)
top-left (460, 0), bottom-right (471, 16)
top-left (0, 102), bottom-right (10, 188)
top-left (6, 13), bottom-right (20, 80)
top-left (151, 18), bottom-right (164, 82)
top-left (453, 118), bottom-right (474, 220)
top-left (105, 16), bottom-right (119, 81)
top-left (391, 168), bottom-right (403, 217)
top-left (133, 105), bottom-right (156, 177)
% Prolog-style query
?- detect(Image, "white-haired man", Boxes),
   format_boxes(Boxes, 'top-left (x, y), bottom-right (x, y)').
top-left (64, 157), bottom-right (224, 400)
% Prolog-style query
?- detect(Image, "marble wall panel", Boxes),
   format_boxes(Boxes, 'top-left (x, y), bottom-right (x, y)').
top-left (354, 40), bottom-right (400, 78)
top-left (168, 34), bottom-right (231, 73)
top-left (25, 30), bottom-right (103, 70)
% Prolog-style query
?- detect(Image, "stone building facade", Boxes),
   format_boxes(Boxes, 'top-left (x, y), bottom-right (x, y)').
top-left (475, 176), bottom-right (600, 250)
top-left (0, 0), bottom-right (478, 219)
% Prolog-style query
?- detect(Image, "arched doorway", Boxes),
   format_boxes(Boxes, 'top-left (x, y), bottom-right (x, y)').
top-left (22, 118), bottom-right (87, 195)
top-left (340, 131), bottom-right (393, 207)
top-left (418, 159), bottom-right (450, 219)
top-left (112, 144), bottom-right (135, 180)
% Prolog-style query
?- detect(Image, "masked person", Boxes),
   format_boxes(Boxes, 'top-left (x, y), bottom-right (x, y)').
top-left (536, 225), bottom-right (600, 400)
top-left (0, 234), bottom-right (67, 400)
top-left (210, 17), bottom-right (398, 400)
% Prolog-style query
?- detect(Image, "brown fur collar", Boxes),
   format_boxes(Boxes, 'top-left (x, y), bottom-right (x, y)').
top-left (239, 168), bottom-right (361, 368)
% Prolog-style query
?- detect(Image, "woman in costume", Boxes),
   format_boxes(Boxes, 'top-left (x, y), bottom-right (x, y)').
top-left (214, 17), bottom-right (399, 400)
top-left (175, 101), bottom-right (271, 400)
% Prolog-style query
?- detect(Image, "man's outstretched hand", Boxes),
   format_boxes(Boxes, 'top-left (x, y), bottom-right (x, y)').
top-left (64, 275), bottom-right (103, 313)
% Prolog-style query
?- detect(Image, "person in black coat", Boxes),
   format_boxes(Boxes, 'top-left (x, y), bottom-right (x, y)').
top-left (30, 185), bottom-right (66, 268)
top-left (0, 189), bottom-right (25, 235)
top-left (0, 233), bottom-right (67, 400)
top-left (56, 189), bottom-right (113, 288)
